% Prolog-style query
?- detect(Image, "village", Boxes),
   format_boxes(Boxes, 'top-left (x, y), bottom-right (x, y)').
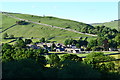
top-left (26, 42), bottom-right (83, 53)
top-left (26, 41), bottom-right (120, 54)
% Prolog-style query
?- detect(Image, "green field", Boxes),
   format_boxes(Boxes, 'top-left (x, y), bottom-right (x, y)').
top-left (1, 14), bottom-right (18, 31)
top-left (92, 20), bottom-right (119, 30)
top-left (110, 54), bottom-right (120, 59)
top-left (1, 23), bottom-right (92, 43)
top-left (1, 12), bottom-right (97, 43)
top-left (9, 12), bottom-right (93, 32)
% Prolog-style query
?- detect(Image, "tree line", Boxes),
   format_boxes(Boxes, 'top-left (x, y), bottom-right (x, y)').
top-left (79, 25), bottom-right (119, 37)
top-left (64, 33), bottom-right (120, 51)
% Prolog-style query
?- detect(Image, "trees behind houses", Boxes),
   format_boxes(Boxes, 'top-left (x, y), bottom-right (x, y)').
top-left (64, 37), bottom-right (88, 48)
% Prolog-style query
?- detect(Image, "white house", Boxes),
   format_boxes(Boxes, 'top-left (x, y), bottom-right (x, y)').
top-left (65, 48), bottom-right (81, 53)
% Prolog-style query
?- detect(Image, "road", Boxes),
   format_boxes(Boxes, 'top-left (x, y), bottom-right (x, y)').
top-left (3, 12), bottom-right (97, 37)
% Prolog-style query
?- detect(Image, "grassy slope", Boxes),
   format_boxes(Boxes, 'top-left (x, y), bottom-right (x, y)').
top-left (1, 12), bottom-right (96, 43)
top-left (1, 14), bottom-right (18, 31)
top-left (3, 24), bottom-right (92, 43)
top-left (0, 13), bottom-right (2, 32)
top-left (9, 13), bottom-right (93, 32)
top-left (0, 13), bottom-right (2, 42)
top-left (92, 20), bottom-right (119, 30)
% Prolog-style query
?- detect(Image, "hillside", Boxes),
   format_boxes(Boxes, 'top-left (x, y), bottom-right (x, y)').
top-left (1, 12), bottom-right (97, 43)
top-left (91, 20), bottom-right (119, 30)
top-left (8, 12), bottom-right (94, 32)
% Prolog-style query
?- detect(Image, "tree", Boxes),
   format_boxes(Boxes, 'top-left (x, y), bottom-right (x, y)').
top-left (101, 26), bottom-right (105, 29)
top-left (97, 37), bottom-right (105, 46)
top-left (40, 37), bottom-right (45, 43)
top-left (3, 33), bottom-right (8, 39)
top-left (33, 49), bottom-right (43, 57)
top-left (25, 39), bottom-right (32, 44)
top-left (60, 54), bottom-right (82, 62)
top-left (97, 33), bottom-right (104, 37)
top-left (2, 44), bottom-right (14, 62)
top-left (88, 39), bottom-right (97, 48)
top-left (14, 39), bottom-right (26, 48)
top-left (79, 37), bottom-right (83, 40)
top-left (35, 55), bottom-right (47, 67)
top-left (95, 26), bottom-right (100, 31)
top-left (48, 54), bottom-right (60, 67)
top-left (97, 37), bottom-right (109, 50)
top-left (9, 35), bottom-right (14, 39)
top-left (64, 39), bottom-right (69, 46)
top-left (58, 61), bottom-right (101, 79)
top-left (51, 43), bottom-right (56, 51)
top-left (84, 52), bottom-right (115, 73)
top-left (108, 40), bottom-right (117, 49)
top-left (81, 27), bottom-right (88, 33)
top-left (77, 39), bottom-right (84, 48)
top-left (43, 49), bottom-right (48, 54)
top-left (2, 43), bottom-right (12, 50)
top-left (82, 40), bottom-right (88, 48)
top-left (16, 20), bottom-right (29, 25)
top-left (72, 40), bottom-right (77, 45)
top-left (84, 37), bottom-right (88, 41)
top-left (64, 39), bottom-right (73, 47)
top-left (2, 58), bottom-right (44, 79)
top-left (114, 33), bottom-right (120, 48)
top-left (68, 38), bottom-right (73, 45)
top-left (112, 29), bottom-right (118, 34)
top-left (76, 43), bottom-right (81, 48)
